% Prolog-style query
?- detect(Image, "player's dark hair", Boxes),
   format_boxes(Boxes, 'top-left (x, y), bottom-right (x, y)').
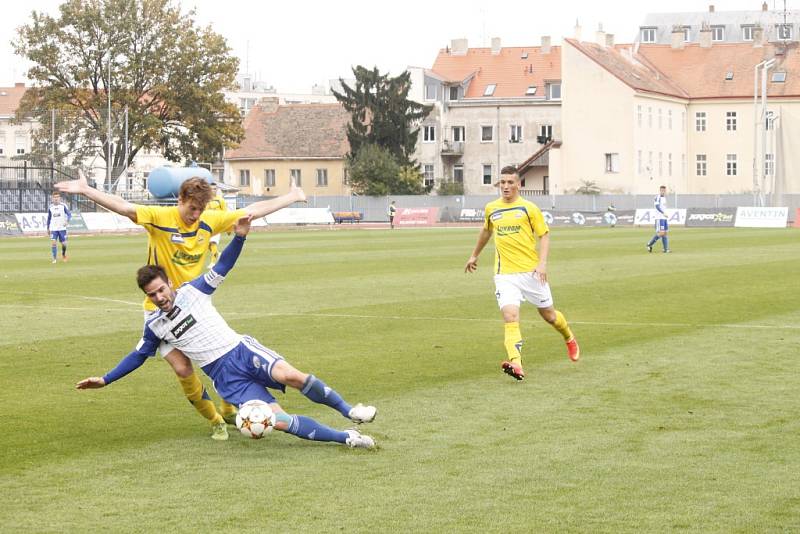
top-left (501, 165), bottom-right (519, 176)
top-left (179, 178), bottom-right (213, 205)
top-left (660, 185), bottom-right (667, 189)
top-left (137, 265), bottom-right (169, 290)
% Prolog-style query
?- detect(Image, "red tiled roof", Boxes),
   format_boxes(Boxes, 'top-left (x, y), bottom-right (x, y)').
top-left (566, 39), bottom-right (800, 99)
top-left (226, 102), bottom-right (350, 160)
top-left (0, 83), bottom-right (27, 116)
top-left (431, 46), bottom-right (561, 98)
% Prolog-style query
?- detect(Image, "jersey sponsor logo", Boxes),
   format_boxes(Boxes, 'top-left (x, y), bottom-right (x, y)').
top-left (490, 212), bottom-right (503, 221)
top-left (171, 249), bottom-right (203, 266)
top-left (170, 314), bottom-right (197, 338)
top-left (166, 305), bottom-right (182, 320)
top-left (496, 224), bottom-right (521, 236)
top-left (170, 233), bottom-right (185, 244)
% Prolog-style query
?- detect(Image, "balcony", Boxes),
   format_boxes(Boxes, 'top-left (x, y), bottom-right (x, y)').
top-left (440, 140), bottom-right (464, 156)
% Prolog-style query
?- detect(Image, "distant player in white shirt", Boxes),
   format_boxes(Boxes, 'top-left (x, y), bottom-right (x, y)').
top-left (646, 185), bottom-right (671, 253)
top-left (47, 191), bottom-right (71, 263)
top-left (76, 216), bottom-right (377, 448)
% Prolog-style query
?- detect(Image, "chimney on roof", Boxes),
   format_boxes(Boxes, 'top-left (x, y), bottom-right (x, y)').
top-left (699, 26), bottom-right (713, 48)
top-left (574, 19), bottom-right (582, 41)
top-left (491, 37), bottom-right (501, 55)
top-left (671, 26), bottom-right (685, 49)
top-left (451, 38), bottom-right (468, 56)
top-left (541, 35), bottom-right (551, 54)
top-left (753, 25), bottom-right (764, 47)
top-left (606, 33), bottom-right (615, 47)
top-left (258, 97), bottom-right (279, 113)
top-left (709, 4), bottom-right (715, 12)
top-left (762, 2), bottom-right (768, 11)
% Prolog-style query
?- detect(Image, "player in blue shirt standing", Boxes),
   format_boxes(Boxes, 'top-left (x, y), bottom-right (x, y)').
top-left (646, 185), bottom-right (671, 253)
top-left (47, 191), bottom-right (71, 263)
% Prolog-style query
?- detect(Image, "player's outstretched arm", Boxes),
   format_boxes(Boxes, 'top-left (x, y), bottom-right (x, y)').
top-left (243, 178), bottom-right (306, 219)
top-left (55, 170), bottom-right (138, 222)
top-left (76, 377), bottom-right (106, 389)
top-left (465, 228), bottom-right (492, 273)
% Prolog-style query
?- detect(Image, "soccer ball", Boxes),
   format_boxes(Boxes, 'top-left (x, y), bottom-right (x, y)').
top-left (235, 400), bottom-right (276, 439)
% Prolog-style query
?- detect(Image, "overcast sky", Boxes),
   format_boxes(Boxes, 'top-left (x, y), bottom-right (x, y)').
top-left (0, 0), bottom-right (789, 91)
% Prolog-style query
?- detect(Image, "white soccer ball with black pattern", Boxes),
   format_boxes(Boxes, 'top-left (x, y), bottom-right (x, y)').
top-left (235, 400), bottom-right (276, 439)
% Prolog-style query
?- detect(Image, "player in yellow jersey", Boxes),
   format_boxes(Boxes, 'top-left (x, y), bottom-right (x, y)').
top-left (464, 166), bottom-right (579, 381)
top-left (56, 173), bottom-right (306, 438)
top-left (205, 183), bottom-right (228, 266)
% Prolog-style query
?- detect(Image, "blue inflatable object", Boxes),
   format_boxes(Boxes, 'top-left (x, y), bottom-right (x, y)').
top-left (147, 165), bottom-right (213, 198)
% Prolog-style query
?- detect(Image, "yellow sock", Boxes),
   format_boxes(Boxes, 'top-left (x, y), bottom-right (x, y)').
top-left (552, 310), bottom-right (574, 341)
top-left (219, 400), bottom-right (237, 418)
top-left (504, 322), bottom-right (523, 363)
top-left (178, 373), bottom-right (224, 425)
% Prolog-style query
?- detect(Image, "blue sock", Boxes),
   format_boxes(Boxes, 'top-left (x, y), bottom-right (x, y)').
top-left (286, 415), bottom-right (348, 443)
top-left (662, 236), bottom-right (669, 250)
top-left (647, 235), bottom-right (658, 247)
top-left (301, 375), bottom-right (352, 418)
top-left (51, 244), bottom-right (57, 259)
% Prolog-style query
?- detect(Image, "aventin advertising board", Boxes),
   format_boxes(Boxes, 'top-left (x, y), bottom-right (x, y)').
top-left (734, 207), bottom-right (788, 228)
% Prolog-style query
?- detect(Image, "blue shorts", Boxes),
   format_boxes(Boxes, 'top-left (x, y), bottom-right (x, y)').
top-left (655, 219), bottom-right (668, 232)
top-left (201, 336), bottom-right (286, 406)
top-left (51, 230), bottom-right (67, 242)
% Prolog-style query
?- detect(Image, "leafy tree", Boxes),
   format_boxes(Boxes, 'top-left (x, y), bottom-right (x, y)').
top-left (437, 181), bottom-right (464, 196)
top-left (13, 0), bottom-right (243, 184)
top-left (575, 180), bottom-right (601, 195)
top-left (333, 66), bottom-right (431, 167)
top-left (347, 144), bottom-right (399, 196)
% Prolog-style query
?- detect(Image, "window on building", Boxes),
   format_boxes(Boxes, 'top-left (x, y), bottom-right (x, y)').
top-left (682, 26), bottom-right (691, 42)
top-left (637, 105), bottom-right (642, 127)
top-left (658, 108), bottom-right (663, 129)
top-left (765, 153), bottom-right (775, 176)
top-left (668, 109), bottom-right (673, 129)
top-left (637, 150), bottom-right (642, 175)
top-left (641, 27), bottom-right (656, 43)
top-left (423, 125), bottom-right (436, 142)
top-left (343, 167), bottom-right (349, 185)
top-left (264, 169), bottom-right (276, 187)
top-left (316, 168), bottom-right (328, 187)
top-left (777, 24), bottom-right (792, 40)
top-left (424, 84), bottom-right (437, 100)
top-left (605, 153), bottom-right (620, 173)
top-left (290, 168), bottom-right (302, 186)
top-left (648, 151), bottom-right (653, 174)
top-left (742, 25), bottom-right (754, 41)
top-left (481, 125), bottom-right (494, 142)
top-left (772, 71), bottom-right (787, 83)
top-left (668, 153), bottom-right (673, 177)
top-left (423, 164), bottom-right (434, 188)
top-left (725, 71), bottom-right (734, 81)
top-left (648, 107), bottom-right (653, 128)
top-left (483, 84), bottom-right (496, 96)
top-left (509, 125), bottom-right (522, 143)
top-left (525, 85), bottom-right (537, 95)
top-left (726, 154), bottom-right (737, 176)
top-left (539, 124), bottom-right (553, 141)
top-left (696, 154), bottom-right (707, 176)
top-left (766, 111), bottom-right (775, 130)
top-left (0, 146), bottom-right (4, 156)
top-left (482, 164), bottom-right (493, 185)
top-left (658, 152), bottom-right (663, 176)
top-left (15, 135), bottom-right (26, 155)
top-left (452, 126), bottom-right (465, 142)
top-left (726, 111), bottom-right (737, 131)
top-left (239, 169), bottom-right (250, 187)
top-left (711, 26), bottom-right (725, 41)
top-left (546, 82), bottom-right (561, 100)
top-left (695, 111), bottom-right (707, 132)
top-left (453, 164), bottom-right (464, 183)
top-left (449, 86), bottom-right (459, 100)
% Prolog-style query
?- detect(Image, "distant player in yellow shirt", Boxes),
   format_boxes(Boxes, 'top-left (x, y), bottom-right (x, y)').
top-left (464, 166), bottom-right (579, 381)
top-left (205, 183), bottom-right (228, 266)
top-left (56, 173), bottom-right (306, 438)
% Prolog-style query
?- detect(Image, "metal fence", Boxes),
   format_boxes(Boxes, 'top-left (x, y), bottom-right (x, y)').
top-left (0, 164), bottom-right (96, 213)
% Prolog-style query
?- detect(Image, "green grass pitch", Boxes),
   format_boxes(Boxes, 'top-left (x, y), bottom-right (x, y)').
top-left (1, 226), bottom-right (799, 532)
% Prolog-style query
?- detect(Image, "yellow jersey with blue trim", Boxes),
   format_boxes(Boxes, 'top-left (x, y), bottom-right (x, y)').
top-left (206, 194), bottom-right (228, 212)
top-left (483, 197), bottom-right (549, 275)
top-left (135, 204), bottom-right (246, 310)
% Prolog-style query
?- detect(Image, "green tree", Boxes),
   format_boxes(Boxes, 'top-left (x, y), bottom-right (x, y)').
top-left (13, 0), bottom-right (242, 183)
top-left (575, 180), bottom-right (601, 195)
top-left (347, 144), bottom-right (399, 196)
top-left (437, 181), bottom-right (464, 196)
top-left (333, 66), bottom-right (431, 167)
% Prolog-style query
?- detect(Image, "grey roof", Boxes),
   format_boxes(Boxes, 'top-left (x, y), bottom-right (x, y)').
top-left (638, 9), bottom-right (800, 43)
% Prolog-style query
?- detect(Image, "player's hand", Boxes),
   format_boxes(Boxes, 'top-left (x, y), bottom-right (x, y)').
top-left (289, 177), bottom-right (307, 204)
top-left (533, 265), bottom-right (548, 284)
top-left (233, 214), bottom-right (253, 236)
top-left (55, 169), bottom-right (89, 194)
top-left (76, 377), bottom-right (106, 389)
top-left (465, 256), bottom-right (479, 273)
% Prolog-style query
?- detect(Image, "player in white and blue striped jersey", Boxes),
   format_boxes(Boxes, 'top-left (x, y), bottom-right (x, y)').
top-left (646, 185), bottom-right (671, 253)
top-left (77, 215), bottom-right (377, 448)
top-left (47, 191), bottom-right (71, 263)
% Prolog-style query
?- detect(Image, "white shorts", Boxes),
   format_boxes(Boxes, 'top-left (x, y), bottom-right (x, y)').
top-left (143, 310), bottom-right (175, 357)
top-left (210, 234), bottom-right (221, 245)
top-left (494, 272), bottom-right (554, 310)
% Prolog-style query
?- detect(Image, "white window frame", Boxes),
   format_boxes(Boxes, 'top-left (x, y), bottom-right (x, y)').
top-left (765, 154), bottom-right (775, 176)
top-left (424, 84), bottom-right (437, 101)
top-left (668, 153), bottom-right (673, 177)
top-left (239, 169), bottom-right (251, 187)
top-left (452, 126), bottom-right (465, 142)
top-left (539, 124), bottom-right (553, 141)
top-left (482, 164), bottom-right (493, 185)
top-left (637, 105), bottom-right (642, 127)
top-left (637, 149), bottom-right (642, 175)
top-left (423, 164), bottom-right (434, 188)
top-left (695, 111), bottom-right (707, 132)
top-left (648, 107), bottom-right (653, 128)
top-left (668, 109), bottom-right (673, 130)
top-left (641, 27), bottom-right (656, 43)
top-left (546, 82), bottom-right (561, 101)
top-left (290, 168), bottom-right (302, 186)
top-left (658, 108), bottom-right (663, 129)
top-left (509, 124), bottom-right (523, 143)
top-left (604, 153), bottom-right (620, 173)
top-left (423, 125), bottom-right (436, 143)
top-left (453, 164), bottom-right (464, 183)
top-left (777, 24), bottom-right (792, 40)
top-left (726, 154), bottom-right (737, 176)
top-left (742, 25), bottom-right (755, 41)
top-left (726, 111), bottom-right (737, 131)
top-left (449, 86), bottom-right (459, 101)
top-left (711, 26), bottom-right (725, 41)
top-left (682, 27), bottom-right (691, 42)
top-left (316, 168), bottom-right (328, 187)
top-left (264, 169), bottom-right (276, 187)
top-left (658, 152), bottom-right (663, 176)
top-left (696, 154), bottom-right (707, 176)
top-left (480, 125), bottom-right (494, 143)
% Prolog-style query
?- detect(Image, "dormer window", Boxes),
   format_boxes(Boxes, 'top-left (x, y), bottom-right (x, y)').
top-left (483, 84), bottom-right (496, 96)
top-left (725, 71), bottom-right (734, 81)
top-left (772, 71), bottom-right (787, 83)
top-left (641, 27), bottom-right (656, 43)
top-left (525, 85), bottom-right (537, 95)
